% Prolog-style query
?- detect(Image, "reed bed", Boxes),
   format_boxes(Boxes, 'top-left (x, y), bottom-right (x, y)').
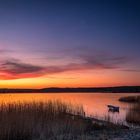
top-left (0, 100), bottom-right (93, 140)
top-left (119, 96), bottom-right (140, 103)
top-left (126, 103), bottom-right (140, 125)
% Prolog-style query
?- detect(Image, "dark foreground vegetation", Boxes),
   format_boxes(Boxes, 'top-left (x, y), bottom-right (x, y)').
top-left (0, 100), bottom-right (129, 140)
top-left (126, 103), bottom-right (140, 125)
top-left (119, 96), bottom-right (140, 125)
top-left (0, 86), bottom-right (140, 93)
top-left (0, 101), bottom-right (86, 140)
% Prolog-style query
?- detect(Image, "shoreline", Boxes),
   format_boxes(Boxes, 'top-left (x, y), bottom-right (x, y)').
top-left (0, 86), bottom-right (140, 93)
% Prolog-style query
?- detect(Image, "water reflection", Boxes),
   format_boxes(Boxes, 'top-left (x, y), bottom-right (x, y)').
top-left (0, 93), bottom-right (139, 123)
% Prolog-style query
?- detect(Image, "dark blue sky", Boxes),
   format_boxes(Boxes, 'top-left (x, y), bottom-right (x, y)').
top-left (0, 0), bottom-right (140, 87)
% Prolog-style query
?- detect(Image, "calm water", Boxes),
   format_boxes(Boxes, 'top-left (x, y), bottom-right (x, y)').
top-left (0, 93), bottom-right (139, 123)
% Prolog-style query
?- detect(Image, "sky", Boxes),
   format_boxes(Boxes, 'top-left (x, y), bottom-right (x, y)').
top-left (0, 0), bottom-right (140, 88)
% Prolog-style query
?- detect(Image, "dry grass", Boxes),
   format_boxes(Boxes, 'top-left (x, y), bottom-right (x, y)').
top-left (126, 103), bottom-right (140, 125)
top-left (119, 96), bottom-right (140, 125)
top-left (0, 100), bottom-right (129, 140)
top-left (0, 100), bottom-right (94, 140)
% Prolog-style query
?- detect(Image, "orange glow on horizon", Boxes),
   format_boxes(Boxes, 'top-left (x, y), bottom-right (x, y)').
top-left (0, 70), bottom-right (139, 88)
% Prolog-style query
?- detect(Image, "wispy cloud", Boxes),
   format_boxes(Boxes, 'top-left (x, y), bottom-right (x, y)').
top-left (0, 54), bottom-right (129, 80)
top-left (122, 69), bottom-right (140, 72)
top-left (0, 59), bottom-right (45, 79)
top-left (0, 47), bottom-right (130, 80)
top-left (1, 60), bottom-right (44, 74)
top-left (0, 49), bottom-right (13, 53)
top-left (80, 55), bottom-right (128, 69)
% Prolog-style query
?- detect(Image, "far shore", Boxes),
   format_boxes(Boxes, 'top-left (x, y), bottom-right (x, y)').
top-left (0, 86), bottom-right (140, 93)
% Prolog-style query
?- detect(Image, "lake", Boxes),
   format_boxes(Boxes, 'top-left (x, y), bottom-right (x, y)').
top-left (0, 93), bottom-right (139, 124)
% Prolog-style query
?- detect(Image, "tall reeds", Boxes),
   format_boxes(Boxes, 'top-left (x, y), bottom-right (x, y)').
top-left (126, 103), bottom-right (140, 125)
top-left (0, 100), bottom-right (91, 140)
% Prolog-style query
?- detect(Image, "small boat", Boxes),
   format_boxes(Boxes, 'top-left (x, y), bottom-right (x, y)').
top-left (107, 105), bottom-right (119, 112)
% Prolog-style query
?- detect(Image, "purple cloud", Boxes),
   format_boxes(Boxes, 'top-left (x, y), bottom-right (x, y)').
top-left (0, 54), bottom-right (129, 79)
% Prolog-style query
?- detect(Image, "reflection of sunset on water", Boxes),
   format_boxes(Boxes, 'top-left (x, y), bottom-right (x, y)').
top-left (0, 93), bottom-right (139, 123)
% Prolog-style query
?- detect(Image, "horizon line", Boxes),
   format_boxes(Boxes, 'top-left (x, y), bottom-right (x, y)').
top-left (0, 85), bottom-right (140, 90)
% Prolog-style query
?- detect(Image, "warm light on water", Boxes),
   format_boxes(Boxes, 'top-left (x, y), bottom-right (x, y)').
top-left (0, 93), bottom-right (139, 123)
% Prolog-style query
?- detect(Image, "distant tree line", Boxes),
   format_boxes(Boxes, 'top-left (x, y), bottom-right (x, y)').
top-left (0, 86), bottom-right (140, 93)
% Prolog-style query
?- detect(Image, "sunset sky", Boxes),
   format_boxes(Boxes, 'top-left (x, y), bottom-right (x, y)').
top-left (0, 0), bottom-right (140, 88)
